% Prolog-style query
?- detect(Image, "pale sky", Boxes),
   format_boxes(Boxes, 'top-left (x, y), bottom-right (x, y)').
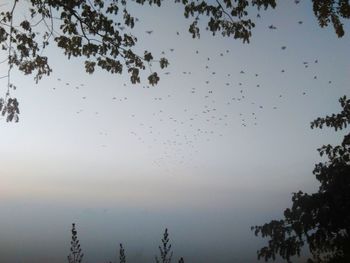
top-left (0, 1), bottom-right (349, 263)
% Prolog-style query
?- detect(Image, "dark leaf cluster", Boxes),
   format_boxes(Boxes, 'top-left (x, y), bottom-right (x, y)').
top-left (0, 97), bottom-right (20, 122)
top-left (252, 97), bottom-right (350, 263)
top-left (312, 0), bottom-right (350, 38)
top-left (180, 0), bottom-right (277, 43)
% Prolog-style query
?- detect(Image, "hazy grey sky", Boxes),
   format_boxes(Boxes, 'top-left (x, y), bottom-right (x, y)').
top-left (0, 1), bottom-right (349, 263)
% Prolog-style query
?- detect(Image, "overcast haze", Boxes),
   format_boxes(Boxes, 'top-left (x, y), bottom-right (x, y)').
top-left (0, 0), bottom-right (349, 263)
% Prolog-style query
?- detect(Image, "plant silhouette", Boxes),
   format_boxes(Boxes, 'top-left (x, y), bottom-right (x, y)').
top-left (68, 223), bottom-right (84, 263)
top-left (252, 96), bottom-right (350, 263)
top-left (72, 225), bottom-right (184, 263)
top-left (155, 228), bottom-right (173, 263)
top-left (119, 243), bottom-right (126, 263)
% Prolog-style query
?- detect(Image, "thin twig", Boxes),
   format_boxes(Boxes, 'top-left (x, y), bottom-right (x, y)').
top-left (216, 0), bottom-right (236, 24)
top-left (0, 75), bottom-right (9, 80)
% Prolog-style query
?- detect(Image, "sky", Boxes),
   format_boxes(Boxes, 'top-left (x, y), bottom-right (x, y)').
top-left (0, 0), bottom-right (349, 263)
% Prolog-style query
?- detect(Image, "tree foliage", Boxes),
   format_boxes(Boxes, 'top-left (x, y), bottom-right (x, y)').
top-left (252, 96), bottom-right (350, 263)
top-left (1, 0), bottom-right (349, 122)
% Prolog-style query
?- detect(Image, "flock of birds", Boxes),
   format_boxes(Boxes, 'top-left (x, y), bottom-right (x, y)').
top-left (50, 8), bottom-right (335, 171)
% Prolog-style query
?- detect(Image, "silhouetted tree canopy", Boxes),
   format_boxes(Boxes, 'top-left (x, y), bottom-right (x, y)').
top-left (252, 96), bottom-right (350, 263)
top-left (0, 0), bottom-right (349, 122)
